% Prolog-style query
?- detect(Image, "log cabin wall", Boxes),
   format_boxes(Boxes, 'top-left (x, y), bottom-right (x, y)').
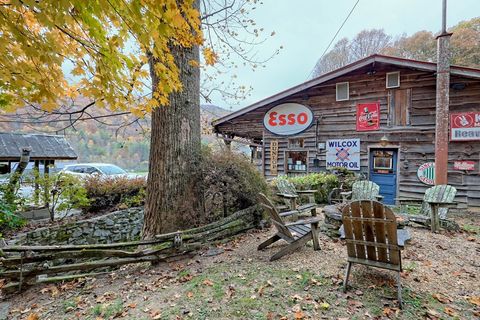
top-left (215, 64), bottom-right (480, 208)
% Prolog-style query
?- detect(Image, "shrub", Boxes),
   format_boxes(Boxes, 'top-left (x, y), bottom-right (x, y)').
top-left (0, 180), bottom-right (27, 233)
top-left (0, 200), bottom-right (26, 234)
top-left (31, 172), bottom-right (90, 221)
top-left (202, 146), bottom-right (268, 222)
top-left (282, 172), bottom-right (339, 203)
top-left (83, 175), bottom-right (146, 212)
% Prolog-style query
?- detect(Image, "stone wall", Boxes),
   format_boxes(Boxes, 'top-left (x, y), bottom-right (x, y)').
top-left (11, 207), bottom-right (144, 246)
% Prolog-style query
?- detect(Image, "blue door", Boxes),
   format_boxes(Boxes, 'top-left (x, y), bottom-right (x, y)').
top-left (369, 149), bottom-right (397, 205)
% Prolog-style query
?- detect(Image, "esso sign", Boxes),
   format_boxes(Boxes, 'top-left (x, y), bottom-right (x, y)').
top-left (263, 103), bottom-right (314, 136)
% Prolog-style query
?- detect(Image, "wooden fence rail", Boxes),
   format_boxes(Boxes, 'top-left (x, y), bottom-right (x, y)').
top-left (0, 205), bottom-right (262, 293)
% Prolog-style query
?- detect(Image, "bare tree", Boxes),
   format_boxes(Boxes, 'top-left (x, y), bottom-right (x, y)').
top-left (312, 28), bottom-right (391, 77)
top-left (350, 29), bottom-right (391, 60)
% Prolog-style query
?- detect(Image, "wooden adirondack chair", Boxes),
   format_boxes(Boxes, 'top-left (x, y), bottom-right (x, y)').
top-left (341, 180), bottom-right (383, 202)
top-left (276, 179), bottom-right (317, 212)
top-left (397, 184), bottom-right (457, 232)
top-left (341, 200), bottom-right (408, 309)
top-left (258, 193), bottom-right (321, 261)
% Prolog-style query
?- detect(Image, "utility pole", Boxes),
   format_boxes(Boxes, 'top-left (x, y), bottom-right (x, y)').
top-left (434, 0), bottom-right (452, 185)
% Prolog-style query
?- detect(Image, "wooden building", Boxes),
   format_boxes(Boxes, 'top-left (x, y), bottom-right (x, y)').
top-left (213, 55), bottom-right (480, 208)
top-left (0, 132), bottom-right (77, 174)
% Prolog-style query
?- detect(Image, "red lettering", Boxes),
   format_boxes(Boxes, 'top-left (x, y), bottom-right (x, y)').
top-left (268, 112), bottom-right (277, 126)
top-left (287, 113), bottom-right (295, 125)
top-left (278, 114), bottom-right (286, 125)
top-left (297, 112), bottom-right (308, 124)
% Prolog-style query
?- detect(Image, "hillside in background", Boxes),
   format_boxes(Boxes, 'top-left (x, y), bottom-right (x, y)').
top-left (0, 104), bottom-right (231, 171)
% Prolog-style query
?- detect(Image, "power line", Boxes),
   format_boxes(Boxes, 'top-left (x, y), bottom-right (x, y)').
top-left (306, 0), bottom-right (360, 80)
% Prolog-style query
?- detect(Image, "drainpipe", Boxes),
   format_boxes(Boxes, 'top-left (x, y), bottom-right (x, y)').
top-left (434, 0), bottom-right (452, 185)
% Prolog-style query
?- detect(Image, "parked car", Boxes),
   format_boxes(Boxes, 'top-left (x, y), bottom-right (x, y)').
top-left (61, 163), bottom-right (140, 179)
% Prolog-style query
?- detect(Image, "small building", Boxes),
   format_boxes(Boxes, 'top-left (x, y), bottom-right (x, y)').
top-left (213, 54), bottom-right (480, 208)
top-left (0, 132), bottom-right (77, 174)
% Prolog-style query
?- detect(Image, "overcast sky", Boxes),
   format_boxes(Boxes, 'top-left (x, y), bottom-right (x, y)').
top-left (206, 0), bottom-right (480, 111)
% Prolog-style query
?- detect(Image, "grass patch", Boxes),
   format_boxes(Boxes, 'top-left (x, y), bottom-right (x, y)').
top-left (62, 299), bottom-right (76, 313)
top-left (462, 223), bottom-right (480, 234)
top-left (90, 299), bottom-right (123, 319)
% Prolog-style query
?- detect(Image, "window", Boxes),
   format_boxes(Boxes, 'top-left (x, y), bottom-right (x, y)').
top-left (288, 138), bottom-right (304, 148)
top-left (286, 151), bottom-right (308, 173)
top-left (386, 72), bottom-right (400, 88)
top-left (336, 82), bottom-right (349, 101)
top-left (372, 150), bottom-right (394, 174)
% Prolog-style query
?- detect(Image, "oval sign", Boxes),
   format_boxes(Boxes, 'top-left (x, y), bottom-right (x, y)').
top-left (417, 162), bottom-right (435, 185)
top-left (263, 103), bottom-right (314, 136)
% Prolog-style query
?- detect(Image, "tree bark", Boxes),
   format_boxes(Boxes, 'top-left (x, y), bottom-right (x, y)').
top-left (143, 2), bottom-right (204, 237)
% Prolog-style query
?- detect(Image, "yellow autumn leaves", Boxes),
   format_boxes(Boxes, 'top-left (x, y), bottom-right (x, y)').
top-left (0, 0), bottom-right (218, 115)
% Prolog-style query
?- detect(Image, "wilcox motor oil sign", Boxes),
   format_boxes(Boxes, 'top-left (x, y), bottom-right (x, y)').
top-left (326, 138), bottom-right (360, 171)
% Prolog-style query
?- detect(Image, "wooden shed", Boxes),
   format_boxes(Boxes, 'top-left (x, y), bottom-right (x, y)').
top-left (213, 54), bottom-right (480, 208)
top-left (0, 132), bottom-right (77, 173)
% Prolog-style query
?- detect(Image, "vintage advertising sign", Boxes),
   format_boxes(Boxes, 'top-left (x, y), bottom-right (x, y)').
top-left (450, 112), bottom-right (480, 141)
top-left (326, 139), bottom-right (360, 171)
top-left (263, 103), bottom-right (314, 136)
top-left (417, 162), bottom-right (435, 185)
top-left (453, 160), bottom-right (475, 171)
top-left (356, 102), bottom-right (380, 131)
top-left (270, 140), bottom-right (278, 176)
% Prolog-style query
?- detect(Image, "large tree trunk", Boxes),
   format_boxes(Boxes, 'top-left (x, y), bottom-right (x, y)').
top-left (143, 19), bottom-right (204, 237)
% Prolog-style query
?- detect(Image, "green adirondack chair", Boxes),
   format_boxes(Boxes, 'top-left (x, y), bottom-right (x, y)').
top-left (341, 180), bottom-right (383, 202)
top-left (275, 179), bottom-right (317, 212)
top-left (397, 184), bottom-right (457, 232)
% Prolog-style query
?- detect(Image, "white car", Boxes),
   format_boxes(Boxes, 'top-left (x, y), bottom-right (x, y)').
top-left (61, 163), bottom-right (139, 179)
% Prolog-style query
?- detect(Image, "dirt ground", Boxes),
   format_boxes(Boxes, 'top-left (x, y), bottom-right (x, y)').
top-left (2, 211), bottom-right (479, 320)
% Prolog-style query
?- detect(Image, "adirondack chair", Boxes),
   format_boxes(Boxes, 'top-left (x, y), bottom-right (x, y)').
top-left (341, 200), bottom-right (408, 309)
top-left (276, 179), bottom-right (317, 212)
top-left (258, 193), bottom-right (321, 261)
top-left (341, 180), bottom-right (383, 202)
top-left (397, 184), bottom-right (457, 232)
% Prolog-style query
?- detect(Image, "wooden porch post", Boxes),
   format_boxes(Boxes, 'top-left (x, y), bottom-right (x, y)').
top-left (33, 160), bottom-right (40, 206)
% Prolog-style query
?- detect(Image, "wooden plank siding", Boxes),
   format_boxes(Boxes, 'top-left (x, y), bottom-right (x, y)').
top-left (215, 65), bottom-right (480, 208)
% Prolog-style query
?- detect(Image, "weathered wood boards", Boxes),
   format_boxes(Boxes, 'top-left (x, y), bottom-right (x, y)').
top-left (257, 193), bottom-right (320, 261)
top-left (215, 59), bottom-right (480, 208)
top-left (341, 200), bottom-right (405, 308)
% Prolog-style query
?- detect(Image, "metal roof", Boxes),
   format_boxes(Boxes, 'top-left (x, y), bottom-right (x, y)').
top-left (213, 54), bottom-right (480, 127)
top-left (0, 132), bottom-right (77, 161)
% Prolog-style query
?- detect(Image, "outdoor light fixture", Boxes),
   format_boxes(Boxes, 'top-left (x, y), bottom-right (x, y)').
top-left (380, 134), bottom-right (389, 146)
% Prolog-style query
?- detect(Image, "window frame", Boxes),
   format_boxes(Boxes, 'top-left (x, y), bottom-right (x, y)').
top-left (386, 71), bottom-right (400, 89)
top-left (336, 82), bottom-right (349, 101)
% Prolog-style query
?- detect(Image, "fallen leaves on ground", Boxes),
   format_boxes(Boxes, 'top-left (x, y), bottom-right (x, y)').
top-left (294, 310), bottom-right (305, 319)
top-left (202, 279), bottom-right (214, 286)
top-left (467, 295), bottom-right (480, 306)
top-left (40, 285), bottom-right (59, 298)
top-left (26, 313), bottom-right (39, 320)
top-left (432, 293), bottom-right (452, 304)
top-left (444, 306), bottom-right (458, 317)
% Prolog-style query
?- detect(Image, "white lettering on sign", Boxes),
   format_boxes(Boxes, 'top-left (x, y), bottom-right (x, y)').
top-left (326, 138), bottom-right (361, 171)
top-left (450, 112), bottom-right (480, 141)
top-left (263, 103), bottom-right (314, 136)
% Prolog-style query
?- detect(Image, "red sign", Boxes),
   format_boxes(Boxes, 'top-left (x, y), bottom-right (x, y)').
top-left (453, 161), bottom-right (475, 171)
top-left (356, 102), bottom-right (380, 131)
top-left (450, 112), bottom-right (480, 141)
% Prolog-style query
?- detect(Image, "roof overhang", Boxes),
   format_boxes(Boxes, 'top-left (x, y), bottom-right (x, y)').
top-left (213, 54), bottom-right (480, 128)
